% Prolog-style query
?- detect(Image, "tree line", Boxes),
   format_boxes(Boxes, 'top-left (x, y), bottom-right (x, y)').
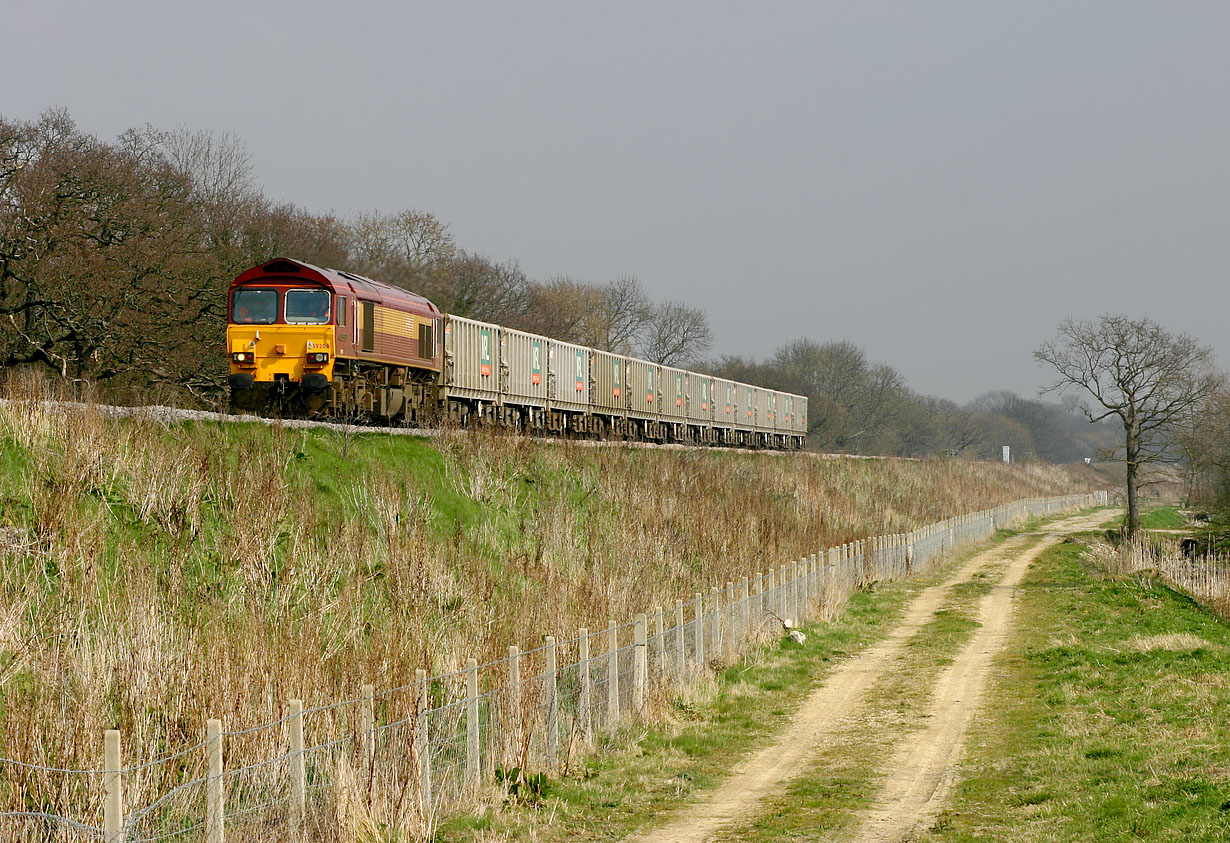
top-left (0, 110), bottom-right (712, 403)
top-left (709, 338), bottom-right (1119, 460)
top-left (1, 108), bottom-right (1135, 466)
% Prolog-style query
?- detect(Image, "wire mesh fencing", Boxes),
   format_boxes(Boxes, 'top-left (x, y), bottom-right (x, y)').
top-left (0, 491), bottom-right (1106, 841)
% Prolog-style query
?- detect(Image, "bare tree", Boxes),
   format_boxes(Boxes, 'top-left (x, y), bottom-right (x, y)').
top-left (1178, 387), bottom-right (1230, 512)
top-left (154, 126), bottom-right (262, 218)
top-left (522, 276), bottom-right (605, 345)
top-left (640, 300), bottom-right (712, 367)
top-left (1036, 314), bottom-right (1222, 537)
top-left (595, 276), bottom-right (651, 354)
top-left (349, 209), bottom-right (455, 289)
top-left (427, 251), bottom-right (530, 325)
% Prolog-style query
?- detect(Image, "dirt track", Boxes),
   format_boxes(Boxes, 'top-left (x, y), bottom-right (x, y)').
top-left (636, 511), bottom-right (1112, 843)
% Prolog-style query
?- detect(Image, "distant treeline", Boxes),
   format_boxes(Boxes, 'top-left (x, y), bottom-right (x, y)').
top-left (710, 341), bottom-right (1117, 461)
top-left (0, 109), bottom-right (1114, 460)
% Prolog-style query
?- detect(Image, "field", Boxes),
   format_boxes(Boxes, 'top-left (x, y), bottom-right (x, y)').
top-left (0, 386), bottom-right (1100, 808)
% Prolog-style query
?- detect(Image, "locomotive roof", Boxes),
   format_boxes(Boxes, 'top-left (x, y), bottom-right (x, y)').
top-left (231, 258), bottom-right (442, 319)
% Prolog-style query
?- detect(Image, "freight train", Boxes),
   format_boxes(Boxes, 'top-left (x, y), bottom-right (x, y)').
top-left (226, 258), bottom-right (806, 449)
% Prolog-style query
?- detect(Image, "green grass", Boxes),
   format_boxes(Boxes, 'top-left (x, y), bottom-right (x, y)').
top-left (436, 573), bottom-right (926, 841)
top-left (711, 552), bottom-right (1028, 841)
top-left (437, 528), bottom-right (1054, 842)
top-left (930, 536), bottom-right (1230, 841)
top-left (1140, 505), bottom-right (1188, 531)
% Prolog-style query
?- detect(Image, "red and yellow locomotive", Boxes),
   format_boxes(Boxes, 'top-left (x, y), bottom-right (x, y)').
top-left (227, 258), bottom-right (442, 419)
top-left (228, 258), bottom-right (808, 448)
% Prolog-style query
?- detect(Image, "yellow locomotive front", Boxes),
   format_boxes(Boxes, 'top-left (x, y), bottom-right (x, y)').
top-left (227, 281), bottom-right (335, 411)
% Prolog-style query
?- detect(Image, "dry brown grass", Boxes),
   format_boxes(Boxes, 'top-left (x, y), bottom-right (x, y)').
top-left (0, 374), bottom-right (1097, 838)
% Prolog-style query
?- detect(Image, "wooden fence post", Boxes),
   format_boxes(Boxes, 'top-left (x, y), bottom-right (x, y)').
top-left (633, 614), bottom-right (647, 714)
top-left (545, 636), bottom-right (558, 770)
top-left (578, 629), bottom-right (592, 747)
top-left (792, 561), bottom-right (801, 620)
top-left (724, 582), bottom-right (735, 658)
top-left (361, 683), bottom-right (375, 774)
top-left (652, 606), bottom-right (665, 679)
top-left (507, 645), bottom-right (521, 765)
top-left (466, 658), bottom-right (479, 788)
top-left (103, 729), bottom-right (123, 843)
top-left (414, 669), bottom-right (432, 817)
top-left (674, 600), bottom-right (685, 681)
top-left (206, 719), bottom-right (224, 843)
top-left (754, 572), bottom-right (764, 628)
top-left (740, 576), bottom-right (750, 647)
top-left (289, 700), bottom-right (305, 835)
top-left (693, 593), bottom-right (704, 669)
top-left (607, 620), bottom-right (619, 728)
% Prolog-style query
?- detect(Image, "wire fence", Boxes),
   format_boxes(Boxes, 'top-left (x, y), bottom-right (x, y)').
top-left (0, 492), bottom-right (1106, 841)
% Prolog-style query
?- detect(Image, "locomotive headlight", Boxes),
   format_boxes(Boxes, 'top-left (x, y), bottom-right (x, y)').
top-left (232, 351), bottom-right (255, 365)
top-left (306, 352), bottom-right (329, 365)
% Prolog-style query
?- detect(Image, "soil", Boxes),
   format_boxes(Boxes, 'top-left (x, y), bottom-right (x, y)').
top-left (635, 511), bottom-right (1113, 843)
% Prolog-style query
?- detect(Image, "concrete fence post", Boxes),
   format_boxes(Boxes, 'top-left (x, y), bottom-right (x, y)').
top-left (578, 630), bottom-right (592, 747)
top-left (709, 586), bottom-right (720, 656)
top-left (633, 615), bottom-right (647, 714)
top-left (361, 683), bottom-right (375, 774)
top-left (607, 620), bottom-right (619, 728)
top-left (289, 700), bottom-right (305, 834)
top-left (544, 636), bottom-right (558, 770)
top-left (466, 658), bottom-right (479, 788)
top-left (206, 719), bottom-right (224, 843)
top-left (104, 729), bottom-right (123, 843)
top-left (767, 568), bottom-right (776, 619)
top-left (414, 669), bottom-right (432, 814)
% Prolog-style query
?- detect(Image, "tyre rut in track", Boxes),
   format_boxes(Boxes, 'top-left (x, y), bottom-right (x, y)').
top-left (634, 511), bottom-right (1112, 843)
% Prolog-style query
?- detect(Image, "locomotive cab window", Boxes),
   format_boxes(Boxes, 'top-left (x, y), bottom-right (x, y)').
top-left (285, 289), bottom-right (331, 324)
top-left (336, 296), bottom-right (347, 327)
top-left (231, 288), bottom-right (278, 324)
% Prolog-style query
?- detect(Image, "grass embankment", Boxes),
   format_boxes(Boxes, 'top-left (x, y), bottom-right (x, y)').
top-left (0, 390), bottom-right (1096, 793)
top-left (439, 553), bottom-right (927, 840)
top-left (439, 521), bottom-right (1048, 840)
top-left (1139, 505), bottom-right (1187, 530)
top-left (932, 526), bottom-right (1230, 840)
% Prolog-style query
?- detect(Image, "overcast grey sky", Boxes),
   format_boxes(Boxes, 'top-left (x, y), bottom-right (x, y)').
top-left (7, 1), bottom-right (1228, 401)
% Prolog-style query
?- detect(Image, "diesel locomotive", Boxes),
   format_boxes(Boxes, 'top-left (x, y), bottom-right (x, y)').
top-left (227, 258), bottom-right (806, 449)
